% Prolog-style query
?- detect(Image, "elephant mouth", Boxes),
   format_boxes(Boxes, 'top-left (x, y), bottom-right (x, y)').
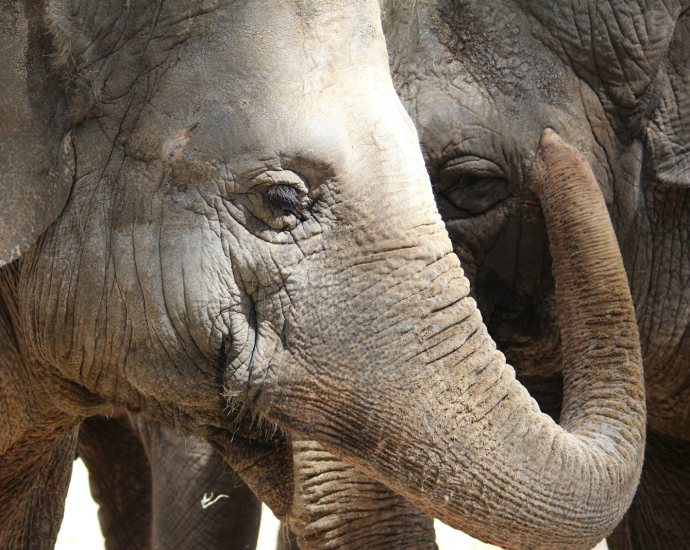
top-left (463, 263), bottom-right (562, 375)
top-left (206, 421), bottom-right (294, 519)
top-left (439, 195), bottom-right (558, 373)
top-left (220, 299), bottom-right (260, 402)
top-left (220, 297), bottom-right (285, 409)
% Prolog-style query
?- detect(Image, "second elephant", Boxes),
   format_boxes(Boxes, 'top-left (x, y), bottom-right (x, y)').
top-left (382, 1), bottom-right (690, 548)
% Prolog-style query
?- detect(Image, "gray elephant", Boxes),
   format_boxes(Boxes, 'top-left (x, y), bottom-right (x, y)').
top-left (0, 2), bottom-right (644, 550)
top-left (78, 414), bottom-right (431, 550)
top-left (76, 412), bottom-right (263, 550)
top-left (380, 1), bottom-right (690, 548)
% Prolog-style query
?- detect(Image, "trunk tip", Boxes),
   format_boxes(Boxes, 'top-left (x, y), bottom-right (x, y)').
top-left (540, 127), bottom-right (560, 147)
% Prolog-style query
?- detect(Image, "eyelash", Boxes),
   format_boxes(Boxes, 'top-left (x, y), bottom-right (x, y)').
top-left (266, 184), bottom-right (303, 213)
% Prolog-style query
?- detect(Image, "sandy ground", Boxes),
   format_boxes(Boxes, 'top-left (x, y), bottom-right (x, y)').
top-left (56, 459), bottom-right (607, 550)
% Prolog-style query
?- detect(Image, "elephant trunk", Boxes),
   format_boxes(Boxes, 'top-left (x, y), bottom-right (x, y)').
top-left (268, 130), bottom-right (645, 549)
top-left (532, 129), bottom-right (645, 441)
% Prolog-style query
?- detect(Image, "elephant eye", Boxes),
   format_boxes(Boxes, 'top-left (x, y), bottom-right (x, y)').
top-left (266, 184), bottom-right (304, 214)
top-left (435, 159), bottom-right (510, 215)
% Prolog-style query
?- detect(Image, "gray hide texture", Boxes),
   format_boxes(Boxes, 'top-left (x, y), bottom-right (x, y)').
top-left (0, 1), bottom-right (74, 266)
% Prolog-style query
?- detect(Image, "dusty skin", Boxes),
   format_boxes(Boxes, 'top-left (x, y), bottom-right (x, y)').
top-left (1, 2), bottom-right (644, 549)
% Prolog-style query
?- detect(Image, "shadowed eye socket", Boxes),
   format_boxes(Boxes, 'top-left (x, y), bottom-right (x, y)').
top-left (267, 184), bottom-right (303, 213)
top-left (436, 158), bottom-right (510, 215)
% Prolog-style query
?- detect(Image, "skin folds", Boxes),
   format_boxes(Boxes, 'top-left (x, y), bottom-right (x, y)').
top-left (0, 2), bottom-right (646, 549)
top-left (382, 1), bottom-right (690, 547)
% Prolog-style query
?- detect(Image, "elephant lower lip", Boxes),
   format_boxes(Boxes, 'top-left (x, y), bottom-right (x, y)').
top-left (208, 421), bottom-right (275, 446)
top-left (207, 427), bottom-right (293, 518)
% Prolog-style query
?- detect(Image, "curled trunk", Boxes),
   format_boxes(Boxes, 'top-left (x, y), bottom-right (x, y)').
top-left (266, 130), bottom-right (645, 550)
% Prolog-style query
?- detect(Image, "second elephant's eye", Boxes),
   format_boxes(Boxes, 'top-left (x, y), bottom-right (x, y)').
top-left (436, 158), bottom-right (510, 215)
top-left (267, 184), bottom-right (304, 214)
top-left (437, 176), bottom-right (510, 214)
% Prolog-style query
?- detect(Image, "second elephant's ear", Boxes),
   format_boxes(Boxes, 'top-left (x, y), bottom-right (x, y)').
top-left (0, 1), bottom-right (73, 267)
top-left (645, 9), bottom-right (690, 187)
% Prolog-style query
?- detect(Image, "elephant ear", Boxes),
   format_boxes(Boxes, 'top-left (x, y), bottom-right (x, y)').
top-left (645, 8), bottom-right (690, 187)
top-left (0, 0), bottom-right (73, 267)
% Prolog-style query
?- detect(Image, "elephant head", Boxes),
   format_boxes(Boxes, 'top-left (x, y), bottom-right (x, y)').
top-left (1, 1), bottom-right (644, 549)
top-left (381, 1), bottom-right (690, 439)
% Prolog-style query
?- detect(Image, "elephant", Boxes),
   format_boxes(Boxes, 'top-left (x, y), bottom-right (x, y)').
top-left (0, 1), bottom-right (645, 550)
top-left (2, 3), bottom-right (435, 548)
top-left (379, 1), bottom-right (690, 548)
top-left (78, 414), bottom-right (431, 550)
top-left (76, 412), bottom-right (263, 550)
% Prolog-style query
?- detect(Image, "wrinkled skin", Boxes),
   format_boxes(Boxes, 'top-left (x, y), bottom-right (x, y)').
top-left (381, 1), bottom-right (690, 548)
top-left (81, 417), bottom-right (436, 550)
top-left (113, 0), bottom-right (690, 544)
top-left (77, 412), bottom-right (262, 550)
top-left (0, 1), bottom-right (439, 547)
top-left (0, 2), bottom-right (645, 550)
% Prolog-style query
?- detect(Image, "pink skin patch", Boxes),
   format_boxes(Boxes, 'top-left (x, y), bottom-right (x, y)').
top-left (163, 123), bottom-right (199, 161)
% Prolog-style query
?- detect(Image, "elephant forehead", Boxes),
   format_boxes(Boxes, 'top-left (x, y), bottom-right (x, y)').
top-left (162, 1), bottom-right (388, 95)
top-left (383, 0), bottom-right (577, 165)
top-left (430, 0), bottom-right (683, 131)
top-left (384, 0), bottom-right (613, 188)
top-left (383, 0), bottom-right (568, 105)
top-left (435, 1), bottom-right (569, 106)
top-left (47, 0), bottom-right (392, 153)
top-left (97, 2), bottom-right (411, 166)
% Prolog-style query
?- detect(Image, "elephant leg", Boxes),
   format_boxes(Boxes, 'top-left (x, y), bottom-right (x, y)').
top-left (133, 416), bottom-right (262, 550)
top-left (608, 430), bottom-right (690, 550)
top-left (0, 428), bottom-right (79, 549)
top-left (286, 435), bottom-right (437, 550)
top-left (1, 265), bottom-right (82, 549)
top-left (77, 412), bottom-right (153, 550)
